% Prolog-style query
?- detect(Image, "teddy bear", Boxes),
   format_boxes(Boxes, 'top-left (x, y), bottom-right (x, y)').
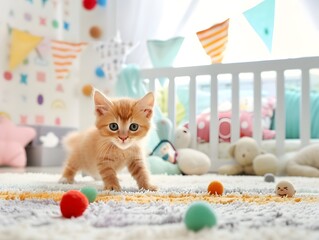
top-left (218, 137), bottom-right (278, 176)
top-left (285, 143), bottom-right (319, 177)
top-left (148, 117), bottom-right (211, 175)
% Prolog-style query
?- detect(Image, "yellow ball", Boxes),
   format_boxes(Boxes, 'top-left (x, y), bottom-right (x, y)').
top-left (207, 180), bottom-right (224, 196)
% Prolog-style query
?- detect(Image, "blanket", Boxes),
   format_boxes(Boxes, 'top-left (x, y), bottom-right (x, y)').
top-left (0, 172), bottom-right (319, 240)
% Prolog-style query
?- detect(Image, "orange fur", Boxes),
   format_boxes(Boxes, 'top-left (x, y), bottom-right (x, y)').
top-left (59, 90), bottom-right (157, 191)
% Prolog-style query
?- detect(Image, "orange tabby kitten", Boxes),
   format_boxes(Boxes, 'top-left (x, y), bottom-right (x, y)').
top-left (59, 90), bottom-right (157, 191)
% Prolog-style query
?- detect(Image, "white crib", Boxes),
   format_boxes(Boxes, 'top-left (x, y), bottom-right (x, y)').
top-left (140, 56), bottom-right (319, 172)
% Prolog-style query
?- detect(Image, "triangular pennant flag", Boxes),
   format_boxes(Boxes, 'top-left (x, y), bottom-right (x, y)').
top-left (9, 29), bottom-right (43, 70)
top-left (244, 0), bottom-right (275, 52)
top-left (147, 36), bottom-right (184, 68)
top-left (51, 40), bottom-right (87, 80)
top-left (196, 19), bottom-right (229, 64)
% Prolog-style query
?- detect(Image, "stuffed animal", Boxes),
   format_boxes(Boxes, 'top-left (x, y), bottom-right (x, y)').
top-left (218, 137), bottom-right (278, 176)
top-left (148, 118), bottom-right (211, 175)
top-left (285, 143), bottom-right (319, 177)
top-left (0, 117), bottom-right (36, 167)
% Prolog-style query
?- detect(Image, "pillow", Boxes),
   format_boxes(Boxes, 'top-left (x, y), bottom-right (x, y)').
top-left (186, 97), bottom-right (276, 143)
top-left (0, 117), bottom-right (36, 167)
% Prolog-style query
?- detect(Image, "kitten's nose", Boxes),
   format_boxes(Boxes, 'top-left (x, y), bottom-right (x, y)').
top-left (119, 135), bottom-right (128, 142)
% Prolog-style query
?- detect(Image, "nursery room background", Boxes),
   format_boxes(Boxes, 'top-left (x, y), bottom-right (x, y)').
top-left (0, 0), bottom-right (319, 170)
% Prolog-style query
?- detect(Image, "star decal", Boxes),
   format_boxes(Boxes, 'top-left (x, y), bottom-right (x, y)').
top-left (20, 74), bottom-right (28, 85)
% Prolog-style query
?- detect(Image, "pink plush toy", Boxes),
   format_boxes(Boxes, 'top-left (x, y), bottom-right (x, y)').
top-left (0, 117), bottom-right (36, 167)
top-left (194, 111), bottom-right (276, 143)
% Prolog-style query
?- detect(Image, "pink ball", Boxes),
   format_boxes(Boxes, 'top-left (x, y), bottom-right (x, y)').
top-left (60, 190), bottom-right (89, 218)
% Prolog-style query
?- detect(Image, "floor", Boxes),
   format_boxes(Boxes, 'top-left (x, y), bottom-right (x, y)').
top-left (0, 166), bottom-right (63, 174)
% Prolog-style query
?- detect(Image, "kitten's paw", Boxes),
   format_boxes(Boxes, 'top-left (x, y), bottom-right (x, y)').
top-left (104, 184), bottom-right (121, 192)
top-left (142, 184), bottom-right (158, 192)
top-left (58, 177), bottom-right (74, 184)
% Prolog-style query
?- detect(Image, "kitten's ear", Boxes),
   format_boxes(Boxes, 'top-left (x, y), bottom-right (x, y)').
top-left (93, 89), bottom-right (113, 116)
top-left (137, 92), bottom-right (154, 119)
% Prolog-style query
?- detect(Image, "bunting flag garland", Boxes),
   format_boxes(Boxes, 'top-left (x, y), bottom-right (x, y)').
top-left (9, 29), bottom-right (43, 70)
top-left (196, 19), bottom-right (229, 64)
top-left (51, 40), bottom-right (87, 80)
top-left (244, 0), bottom-right (275, 52)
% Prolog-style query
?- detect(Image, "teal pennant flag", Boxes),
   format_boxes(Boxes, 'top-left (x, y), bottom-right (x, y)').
top-left (244, 0), bottom-right (275, 52)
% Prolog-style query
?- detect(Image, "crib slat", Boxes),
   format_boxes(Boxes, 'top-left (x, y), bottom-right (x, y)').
top-left (189, 75), bottom-right (197, 148)
top-left (300, 69), bottom-right (310, 147)
top-left (275, 71), bottom-right (285, 156)
top-left (253, 72), bottom-right (262, 144)
top-left (168, 77), bottom-right (176, 134)
top-left (231, 73), bottom-right (240, 143)
top-left (209, 74), bottom-right (219, 171)
top-left (149, 78), bottom-right (156, 93)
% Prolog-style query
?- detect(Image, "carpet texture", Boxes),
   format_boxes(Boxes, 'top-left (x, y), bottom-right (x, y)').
top-left (0, 172), bottom-right (319, 240)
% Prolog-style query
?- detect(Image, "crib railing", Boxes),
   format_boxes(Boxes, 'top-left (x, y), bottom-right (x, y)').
top-left (140, 56), bottom-right (319, 171)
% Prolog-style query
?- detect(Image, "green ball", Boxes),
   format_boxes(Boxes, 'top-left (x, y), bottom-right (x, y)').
top-left (80, 186), bottom-right (98, 203)
top-left (184, 202), bottom-right (217, 232)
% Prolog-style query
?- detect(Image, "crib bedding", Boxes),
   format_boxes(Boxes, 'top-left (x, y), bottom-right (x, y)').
top-left (181, 89), bottom-right (319, 143)
top-left (195, 139), bottom-right (319, 161)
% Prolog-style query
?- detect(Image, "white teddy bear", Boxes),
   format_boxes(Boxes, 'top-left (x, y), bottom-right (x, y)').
top-left (285, 143), bottom-right (319, 177)
top-left (173, 126), bottom-right (211, 175)
top-left (218, 137), bottom-right (278, 176)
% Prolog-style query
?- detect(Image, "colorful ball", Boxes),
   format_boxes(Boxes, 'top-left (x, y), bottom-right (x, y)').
top-left (80, 186), bottom-right (98, 203)
top-left (95, 66), bottom-right (105, 78)
top-left (207, 180), bottom-right (224, 195)
top-left (184, 202), bottom-right (217, 232)
top-left (60, 190), bottom-right (89, 218)
top-left (82, 84), bottom-right (93, 97)
top-left (97, 0), bottom-right (107, 7)
top-left (83, 0), bottom-right (96, 10)
top-left (89, 26), bottom-right (102, 39)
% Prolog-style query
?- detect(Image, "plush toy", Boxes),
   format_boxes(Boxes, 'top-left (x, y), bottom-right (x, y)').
top-left (148, 118), bottom-right (211, 175)
top-left (0, 117), bottom-right (36, 167)
top-left (218, 137), bottom-right (278, 176)
top-left (285, 143), bottom-right (319, 177)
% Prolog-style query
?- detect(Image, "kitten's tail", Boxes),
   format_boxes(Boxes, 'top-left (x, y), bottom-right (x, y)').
top-left (62, 131), bottom-right (81, 152)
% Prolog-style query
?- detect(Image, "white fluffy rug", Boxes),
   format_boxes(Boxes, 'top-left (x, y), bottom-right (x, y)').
top-left (0, 172), bottom-right (319, 240)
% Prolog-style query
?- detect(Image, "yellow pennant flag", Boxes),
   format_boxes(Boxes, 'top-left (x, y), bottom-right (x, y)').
top-left (9, 29), bottom-right (43, 70)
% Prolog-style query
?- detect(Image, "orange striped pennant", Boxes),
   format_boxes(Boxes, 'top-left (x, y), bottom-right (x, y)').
top-left (197, 19), bottom-right (229, 64)
top-left (51, 40), bottom-right (87, 80)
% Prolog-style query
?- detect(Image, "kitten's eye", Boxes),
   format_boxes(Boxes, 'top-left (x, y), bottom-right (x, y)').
top-left (129, 123), bottom-right (139, 131)
top-left (109, 123), bottom-right (118, 131)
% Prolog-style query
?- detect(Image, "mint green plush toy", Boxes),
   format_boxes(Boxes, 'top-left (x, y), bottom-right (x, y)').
top-left (148, 117), bottom-right (211, 175)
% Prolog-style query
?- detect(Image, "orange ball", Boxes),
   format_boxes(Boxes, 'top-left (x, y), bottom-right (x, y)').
top-left (89, 26), bottom-right (102, 39)
top-left (207, 180), bottom-right (224, 195)
top-left (82, 84), bottom-right (93, 97)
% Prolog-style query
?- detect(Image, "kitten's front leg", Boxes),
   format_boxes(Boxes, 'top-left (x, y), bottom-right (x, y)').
top-left (98, 160), bottom-right (121, 191)
top-left (59, 154), bottom-right (79, 184)
top-left (128, 159), bottom-right (158, 191)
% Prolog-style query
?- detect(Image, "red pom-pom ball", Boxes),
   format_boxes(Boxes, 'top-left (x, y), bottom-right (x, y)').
top-left (60, 190), bottom-right (89, 218)
top-left (83, 0), bottom-right (97, 10)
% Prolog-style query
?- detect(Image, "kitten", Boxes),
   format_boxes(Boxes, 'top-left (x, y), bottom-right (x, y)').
top-left (59, 90), bottom-right (157, 192)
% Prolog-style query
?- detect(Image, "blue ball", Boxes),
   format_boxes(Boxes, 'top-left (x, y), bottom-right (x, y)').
top-left (97, 0), bottom-right (107, 7)
top-left (184, 202), bottom-right (217, 232)
top-left (95, 67), bottom-right (105, 78)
